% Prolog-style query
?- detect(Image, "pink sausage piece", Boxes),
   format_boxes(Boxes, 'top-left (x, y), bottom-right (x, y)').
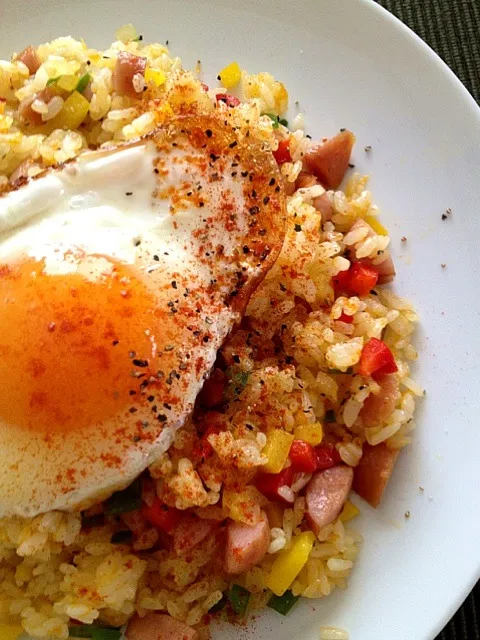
top-left (305, 466), bottom-right (353, 534)
top-left (353, 443), bottom-right (400, 508)
top-left (173, 514), bottom-right (215, 556)
top-left (17, 46), bottom-right (40, 74)
top-left (224, 509), bottom-right (270, 575)
top-left (113, 51), bottom-right (147, 98)
top-left (295, 171), bottom-right (333, 221)
top-left (303, 130), bottom-right (356, 190)
top-left (127, 613), bottom-right (198, 640)
top-left (360, 374), bottom-right (400, 428)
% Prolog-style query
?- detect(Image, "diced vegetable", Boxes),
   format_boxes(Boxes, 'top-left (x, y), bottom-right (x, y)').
top-left (224, 367), bottom-right (249, 400)
top-left (255, 467), bottom-right (294, 504)
top-left (141, 497), bottom-right (182, 534)
top-left (262, 429), bottom-right (294, 473)
top-left (110, 530), bottom-right (133, 544)
top-left (338, 311), bottom-right (354, 324)
top-left (264, 112), bottom-right (280, 129)
top-left (218, 61), bottom-right (241, 89)
top-left (263, 113), bottom-right (289, 129)
top-left (76, 73), bottom-right (92, 93)
top-left (145, 67), bottom-right (166, 87)
top-left (115, 24), bottom-right (139, 43)
top-left (348, 262), bottom-right (379, 296)
top-left (314, 443), bottom-right (341, 471)
top-left (46, 76), bottom-right (60, 87)
top-left (272, 138), bottom-right (291, 164)
top-left (0, 625), bottom-right (23, 640)
top-left (68, 625), bottom-right (121, 639)
top-left (364, 214), bottom-right (388, 235)
top-left (228, 584), bottom-right (250, 616)
top-left (266, 531), bottom-right (316, 596)
top-left (223, 486), bottom-right (262, 524)
top-left (104, 477), bottom-right (142, 515)
top-left (268, 590), bottom-right (300, 615)
top-left (289, 439), bottom-right (317, 473)
top-left (57, 75), bottom-right (79, 91)
top-left (52, 90), bottom-right (89, 129)
top-left (293, 422), bottom-right (323, 446)
top-left (338, 499), bottom-right (360, 522)
top-left (192, 423), bottom-right (224, 460)
top-left (358, 338), bottom-right (398, 378)
top-left (215, 93), bottom-right (241, 107)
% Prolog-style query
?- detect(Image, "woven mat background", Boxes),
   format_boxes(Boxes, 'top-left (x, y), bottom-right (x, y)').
top-left (375, 2), bottom-right (479, 638)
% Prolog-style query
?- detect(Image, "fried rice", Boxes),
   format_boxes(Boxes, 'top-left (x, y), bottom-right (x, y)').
top-left (0, 26), bottom-right (423, 640)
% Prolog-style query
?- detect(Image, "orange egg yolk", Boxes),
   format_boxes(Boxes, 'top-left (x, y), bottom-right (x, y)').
top-left (0, 256), bottom-right (158, 434)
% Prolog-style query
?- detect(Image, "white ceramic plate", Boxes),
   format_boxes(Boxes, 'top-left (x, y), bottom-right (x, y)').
top-left (2, 0), bottom-right (480, 638)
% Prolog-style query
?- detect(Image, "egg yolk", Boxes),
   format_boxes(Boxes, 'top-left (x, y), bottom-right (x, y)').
top-left (0, 256), bottom-right (158, 434)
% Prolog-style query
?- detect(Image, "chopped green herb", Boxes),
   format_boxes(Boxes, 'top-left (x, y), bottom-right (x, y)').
top-left (104, 477), bottom-right (142, 515)
top-left (110, 530), bottom-right (133, 544)
top-left (228, 584), bottom-right (250, 616)
top-left (92, 631), bottom-right (122, 640)
top-left (263, 112), bottom-right (279, 128)
top-left (224, 367), bottom-right (250, 400)
top-left (324, 409), bottom-right (336, 423)
top-left (68, 625), bottom-right (121, 639)
top-left (268, 590), bottom-right (300, 615)
top-left (209, 595), bottom-right (227, 613)
top-left (46, 76), bottom-right (60, 86)
top-left (76, 73), bottom-right (91, 93)
top-left (279, 117), bottom-right (289, 127)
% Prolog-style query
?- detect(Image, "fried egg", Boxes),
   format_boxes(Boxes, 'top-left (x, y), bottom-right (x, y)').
top-left (0, 115), bottom-right (286, 517)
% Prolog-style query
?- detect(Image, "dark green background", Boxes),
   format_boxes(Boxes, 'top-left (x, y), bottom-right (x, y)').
top-left (375, 2), bottom-right (479, 637)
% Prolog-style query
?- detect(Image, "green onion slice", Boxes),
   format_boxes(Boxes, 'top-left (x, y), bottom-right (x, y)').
top-left (268, 589), bottom-right (300, 615)
top-left (228, 584), bottom-right (250, 616)
top-left (104, 477), bottom-right (142, 515)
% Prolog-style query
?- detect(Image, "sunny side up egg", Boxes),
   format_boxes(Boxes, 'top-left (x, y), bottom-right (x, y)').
top-left (0, 114), bottom-right (286, 518)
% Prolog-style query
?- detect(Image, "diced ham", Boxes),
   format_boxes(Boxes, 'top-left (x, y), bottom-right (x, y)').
top-left (127, 613), bottom-right (198, 640)
top-left (224, 509), bottom-right (270, 575)
top-left (283, 178), bottom-right (296, 196)
top-left (173, 514), bottom-right (215, 556)
top-left (113, 51), bottom-right (147, 98)
top-left (303, 130), bottom-right (355, 189)
top-left (360, 373), bottom-right (400, 427)
top-left (347, 219), bottom-right (396, 283)
top-left (17, 46), bottom-right (40, 75)
top-left (352, 443), bottom-right (400, 507)
top-left (17, 88), bottom-right (55, 126)
top-left (375, 254), bottom-right (396, 284)
top-left (305, 466), bottom-right (353, 534)
top-left (295, 171), bottom-right (333, 221)
top-left (9, 159), bottom-right (36, 185)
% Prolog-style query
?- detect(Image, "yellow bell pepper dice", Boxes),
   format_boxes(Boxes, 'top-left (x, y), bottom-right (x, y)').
top-left (145, 67), bottom-right (166, 87)
top-left (54, 91), bottom-right (90, 129)
top-left (0, 625), bottom-right (23, 640)
top-left (57, 74), bottom-right (79, 92)
top-left (364, 214), bottom-right (388, 236)
top-left (218, 61), bottom-right (241, 89)
top-left (339, 499), bottom-right (360, 523)
top-left (293, 422), bottom-right (323, 446)
top-left (266, 531), bottom-right (316, 596)
top-left (262, 430), bottom-right (294, 474)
